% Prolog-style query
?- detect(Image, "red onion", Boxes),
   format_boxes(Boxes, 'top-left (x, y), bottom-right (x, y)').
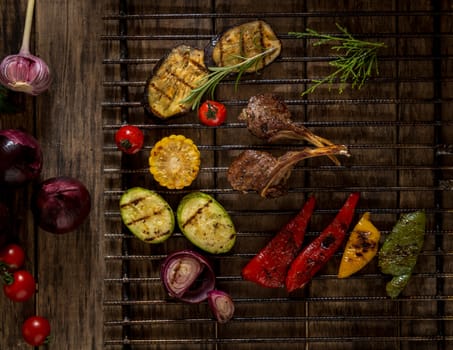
top-left (0, 0), bottom-right (51, 95)
top-left (0, 129), bottom-right (42, 186)
top-left (33, 176), bottom-right (91, 234)
top-left (207, 289), bottom-right (235, 323)
top-left (160, 249), bottom-right (216, 304)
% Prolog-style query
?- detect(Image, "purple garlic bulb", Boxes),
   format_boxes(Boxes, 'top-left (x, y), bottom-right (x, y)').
top-left (0, 53), bottom-right (51, 96)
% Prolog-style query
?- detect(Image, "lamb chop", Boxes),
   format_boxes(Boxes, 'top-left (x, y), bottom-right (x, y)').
top-left (227, 144), bottom-right (349, 198)
top-left (238, 93), bottom-right (341, 165)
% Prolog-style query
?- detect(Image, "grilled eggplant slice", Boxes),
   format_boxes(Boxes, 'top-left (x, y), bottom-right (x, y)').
top-left (177, 192), bottom-right (236, 254)
top-left (120, 187), bottom-right (175, 244)
top-left (144, 45), bottom-right (209, 119)
top-left (205, 20), bottom-right (281, 72)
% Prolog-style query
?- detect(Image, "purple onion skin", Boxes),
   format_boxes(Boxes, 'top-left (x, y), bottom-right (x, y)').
top-left (161, 249), bottom-right (216, 304)
top-left (0, 129), bottom-right (42, 186)
top-left (207, 289), bottom-right (235, 323)
top-left (34, 176), bottom-right (91, 234)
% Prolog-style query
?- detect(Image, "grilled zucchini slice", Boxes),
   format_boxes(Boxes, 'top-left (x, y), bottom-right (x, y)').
top-left (149, 134), bottom-right (200, 190)
top-left (177, 192), bottom-right (236, 254)
top-left (120, 187), bottom-right (175, 244)
top-left (205, 20), bottom-right (281, 73)
top-left (144, 45), bottom-right (209, 119)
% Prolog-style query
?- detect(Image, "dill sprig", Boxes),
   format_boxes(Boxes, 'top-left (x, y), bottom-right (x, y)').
top-left (289, 23), bottom-right (386, 96)
top-left (181, 47), bottom-right (277, 110)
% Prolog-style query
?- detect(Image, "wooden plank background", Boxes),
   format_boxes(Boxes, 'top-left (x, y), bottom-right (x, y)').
top-left (0, 1), bottom-right (104, 349)
top-left (1, 0), bottom-right (452, 349)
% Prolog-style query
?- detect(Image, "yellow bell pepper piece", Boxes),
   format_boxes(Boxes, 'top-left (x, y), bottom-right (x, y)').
top-left (338, 212), bottom-right (380, 278)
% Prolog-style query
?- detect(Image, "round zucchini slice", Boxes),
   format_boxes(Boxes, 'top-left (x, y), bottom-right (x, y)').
top-left (177, 192), bottom-right (236, 254)
top-left (120, 187), bottom-right (174, 244)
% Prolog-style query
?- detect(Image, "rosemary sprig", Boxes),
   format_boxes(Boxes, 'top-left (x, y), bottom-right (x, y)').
top-left (181, 47), bottom-right (277, 110)
top-left (289, 23), bottom-right (386, 96)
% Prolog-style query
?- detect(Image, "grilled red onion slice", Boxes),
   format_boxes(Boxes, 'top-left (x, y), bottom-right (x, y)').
top-left (160, 249), bottom-right (215, 304)
top-left (207, 289), bottom-right (235, 323)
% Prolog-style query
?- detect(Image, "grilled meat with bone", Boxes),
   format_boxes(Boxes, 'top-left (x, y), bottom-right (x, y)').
top-left (227, 145), bottom-right (349, 198)
top-left (238, 93), bottom-right (341, 165)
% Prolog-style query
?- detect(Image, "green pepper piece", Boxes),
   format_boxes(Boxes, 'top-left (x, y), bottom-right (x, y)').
top-left (378, 211), bottom-right (426, 298)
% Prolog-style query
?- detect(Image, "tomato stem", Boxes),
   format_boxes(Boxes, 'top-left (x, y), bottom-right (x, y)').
top-left (1, 269), bottom-right (13, 285)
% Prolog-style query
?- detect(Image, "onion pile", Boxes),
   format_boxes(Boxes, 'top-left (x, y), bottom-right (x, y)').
top-left (0, 129), bottom-right (42, 186)
top-left (33, 176), bottom-right (91, 234)
top-left (160, 249), bottom-right (235, 322)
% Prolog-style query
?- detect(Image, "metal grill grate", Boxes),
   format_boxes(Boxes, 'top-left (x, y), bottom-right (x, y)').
top-left (102, 1), bottom-right (453, 349)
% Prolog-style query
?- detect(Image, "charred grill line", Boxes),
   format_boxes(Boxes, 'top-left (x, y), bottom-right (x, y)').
top-left (103, 3), bottom-right (453, 349)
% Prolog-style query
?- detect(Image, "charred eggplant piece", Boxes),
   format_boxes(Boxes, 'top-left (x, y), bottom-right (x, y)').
top-left (205, 20), bottom-right (281, 73)
top-left (227, 145), bottom-right (349, 198)
top-left (143, 45), bottom-right (209, 119)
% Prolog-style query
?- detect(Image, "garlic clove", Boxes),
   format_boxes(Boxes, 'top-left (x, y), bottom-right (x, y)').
top-left (0, 53), bottom-right (51, 96)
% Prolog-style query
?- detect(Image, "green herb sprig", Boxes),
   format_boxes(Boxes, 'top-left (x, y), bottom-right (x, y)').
top-left (289, 23), bottom-right (386, 96)
top-left (181, 47), bottom-right (277, 110)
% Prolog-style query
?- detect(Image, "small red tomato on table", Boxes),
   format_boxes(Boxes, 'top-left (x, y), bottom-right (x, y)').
top-left (0, 243), bottom-right (25, 271)
top-left (115, 125), bottom-right (144, 154)
top-left (2, 269), bottom-right (36, 302)
top-left (198, 100), bottom-right (227, 126)
top-left (22, 316), bottom-right (51, 346)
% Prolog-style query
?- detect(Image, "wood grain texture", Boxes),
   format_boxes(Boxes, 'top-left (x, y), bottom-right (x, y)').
top-left (1, 0), bottom-right (452, 349)
top-left (0, 0), bottom-right (104, 349)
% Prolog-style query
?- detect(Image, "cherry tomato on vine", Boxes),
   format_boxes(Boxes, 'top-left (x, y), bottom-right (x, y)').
top-left (22, 316), bottom-right (51, 346)
top-left (115, 125), bottom-right (144, 154)
top-left (198, 100), bottom-right (227, 126)
top-left (0, 243), bottom-right (25, 271)
top-left (2, 269), bottom-right (36, 302)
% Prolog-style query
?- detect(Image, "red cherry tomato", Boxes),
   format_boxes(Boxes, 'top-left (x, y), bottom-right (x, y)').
top-left (115, 125), bottom-right (144, 154)
top-left (0, 243), bottom-right (25, 271)
top-left (3, 269), bottom-right (36, 302)
top-left (198, 100), bottom-right (227, 126)
top-left (22, 316), bottom-right (51, 346)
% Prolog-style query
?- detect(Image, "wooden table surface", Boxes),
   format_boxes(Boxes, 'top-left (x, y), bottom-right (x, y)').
top-left (0, 1), bottom-right (103, 349)
top-left (1, 1), bottom-right (452, 349)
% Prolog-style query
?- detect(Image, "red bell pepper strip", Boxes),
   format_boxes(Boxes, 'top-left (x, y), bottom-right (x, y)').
top-left (285, 192), bottom-right (360, 293)
top-left (242, 196), bottom-right (316, 288)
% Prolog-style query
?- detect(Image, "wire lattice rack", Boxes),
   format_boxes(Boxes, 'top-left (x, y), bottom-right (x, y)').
top-left (102, 1), bottom-right (453, 349)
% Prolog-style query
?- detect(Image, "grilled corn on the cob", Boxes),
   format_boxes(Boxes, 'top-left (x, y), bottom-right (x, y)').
top-left (149, 134), bottom-right (200, 189)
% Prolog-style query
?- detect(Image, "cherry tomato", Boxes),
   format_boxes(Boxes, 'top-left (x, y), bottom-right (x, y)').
top-left (0, 243), bottom-right (25, 271)
top-left (3, 269), bottom-right (36, 302)
top-left (115, 125), bottom-right (144, 154)
top-left (22, 316), bottom-right (51, 346)
top-left (198, 100), bottom-right (227, 126)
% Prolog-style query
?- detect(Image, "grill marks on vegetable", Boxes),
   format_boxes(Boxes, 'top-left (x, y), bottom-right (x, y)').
top-left (180, 198), bottom-right (235, 244)
top-left (121, 196), bottom-right (171, 240)
top-left (353, 230), bottom-right (375, 257)
top-left (176, 192), bottom-right (236, 254)
top-left (211, 20), bottom-right (281, 72)
top-left (119, 187), bottom-right (175, 244)
top-left (144, 45), bottom-right (209, 119)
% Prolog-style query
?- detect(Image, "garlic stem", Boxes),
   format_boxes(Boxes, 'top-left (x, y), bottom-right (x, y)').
top-left (19, 0), bottom-right (35, 55)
